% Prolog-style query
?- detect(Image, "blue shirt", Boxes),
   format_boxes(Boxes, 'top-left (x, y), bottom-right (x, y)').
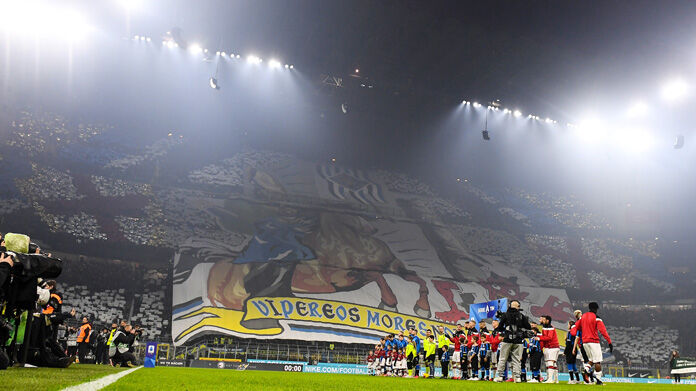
top-left (529, 338), bottom-right (541, 352)
top-left (398, 339), bottom-right (408, 350)
top-left (412, 335), bottom-right (421, 353)
top-left (479, 342), bottom-right (490, 357)
top-left (566, 329), bottom-right (576, 346)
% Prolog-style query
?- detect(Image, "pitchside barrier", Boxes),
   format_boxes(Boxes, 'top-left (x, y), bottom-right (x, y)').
top-left (140, 339), bottom-right (690, 382)
top-left (148, 356), bottom-right (696, 384)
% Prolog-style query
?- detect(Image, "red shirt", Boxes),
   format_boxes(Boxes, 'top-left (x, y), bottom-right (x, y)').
top-left (367, 354), bottom-right (374, 363)
top-left (449, 335), bottom-right (462, 351)
top-left (487, 333), bottom-right (502, 352)
top-left (466, 330), bottom-right (480, 349)
top-left (539, 327), bottom-right (560, 349)
top-left (571, 312), bottom-right (611, 345)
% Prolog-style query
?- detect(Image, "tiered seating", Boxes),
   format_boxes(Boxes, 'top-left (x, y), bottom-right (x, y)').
top-left (62, 285), bottom-right (126, 324)
top-left (611, 326), bottom-right (678, 366)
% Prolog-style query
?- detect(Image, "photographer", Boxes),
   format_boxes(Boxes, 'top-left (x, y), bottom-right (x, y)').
top-left (493, 299), bottom-right (532, 383)
top-left (109, 324), bottom-right (139, 367)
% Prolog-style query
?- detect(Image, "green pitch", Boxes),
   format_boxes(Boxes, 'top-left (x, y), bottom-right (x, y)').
top-left (103, 367), bottom-right (683, 391)
top-left (0, 364), bottom-right (127, 390)
top-left (0, 365), bottom-right (684, 390)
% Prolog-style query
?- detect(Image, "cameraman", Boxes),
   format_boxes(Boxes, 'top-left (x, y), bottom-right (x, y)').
top-left (109, 324), bottom-right (139, 367)
top-left (493, 300), bottom-right (532, 383)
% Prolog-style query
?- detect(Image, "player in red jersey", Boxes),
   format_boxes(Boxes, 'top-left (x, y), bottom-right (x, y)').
top-left (366, 350), bottom-right (375, 376)
top-left (450, 327), bottom-right (463, 379)
top-left (488, 320), bottom-right (503, 381)
top-left (571, 302), bottom-right (613, 385)
top-left (537, 315), bottom-right (560, 383)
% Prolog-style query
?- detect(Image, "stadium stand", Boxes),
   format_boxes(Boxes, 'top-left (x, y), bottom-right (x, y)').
top-left (0, 107), bottom-right (692, 369)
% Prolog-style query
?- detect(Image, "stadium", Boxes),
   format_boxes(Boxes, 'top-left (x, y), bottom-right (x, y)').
top-left (0, 0), bottom-right (695, 389)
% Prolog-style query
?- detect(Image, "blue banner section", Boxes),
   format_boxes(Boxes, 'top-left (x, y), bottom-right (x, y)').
top-left (144, 342), bottom-right (158, 368)
top-left (469, 298), bottom-right (507, 329)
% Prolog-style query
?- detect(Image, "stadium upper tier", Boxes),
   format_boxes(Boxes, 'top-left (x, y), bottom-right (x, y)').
top-left (1, 107), bottom-right (691, 363)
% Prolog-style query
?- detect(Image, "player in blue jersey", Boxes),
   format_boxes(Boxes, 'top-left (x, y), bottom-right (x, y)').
top-left (408, 327), bottom-right (422, 377)
top-left (479, 333), bottom-right (492, 380)
top-left (566, 320), bottom-right (581, 384)
top-left (527, 322), bottom-right (543, 383)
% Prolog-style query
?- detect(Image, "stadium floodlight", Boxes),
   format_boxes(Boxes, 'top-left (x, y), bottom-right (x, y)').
top-left (118, 0), bottom-right (142, 11)
top-left (247, 55), bottom-right (262, 65)
top-left (513, 110), bottom-right (522, 117)
top-left (289, 65), bottom-right (294, 69)
top-left (618, 128), bottom-right (654, 153)
top-left (221, 51), bottom-right (226, 57)
top-left (626, 100), bottom-right (648, 118)
top-left (545, 117), bottom-right (553, 123)
top-left (216, 51), bottom-right (220, 55)
top-left (472, 102), bottom-right (481, 108)
top-left (285, 64), bottom-right (289, 69)
top-left (660, 78), bottom-right (689, 103)
top-left (134, 35), bottom-right (140, 40)
top-left (188, 43), bottom-right (202, 54)
top-left (0, 1), bottom-right (93, 42)
top-left (236, 54), bottom-right (241, 59)
top-left (269, 59), bottom-right (281, 69)
top-left (146, 37), bottom-right (151, 42)
top-left (140, 36), bottom-right (145, 41)
top-left (503, 108), bottom-right (510, 114)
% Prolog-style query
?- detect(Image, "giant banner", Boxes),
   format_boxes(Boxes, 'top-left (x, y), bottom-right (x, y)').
top-left (172, 196), bottom-right (574, 345)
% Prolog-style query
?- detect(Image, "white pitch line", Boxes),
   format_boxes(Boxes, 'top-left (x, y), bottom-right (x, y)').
top-left (62, 366), bottom-right (143, 391)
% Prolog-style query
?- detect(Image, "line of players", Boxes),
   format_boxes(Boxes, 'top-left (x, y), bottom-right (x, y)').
top-left (366, 306), bottom-right (611, 385)
top-left (366, 320), bottom-right (504, 380)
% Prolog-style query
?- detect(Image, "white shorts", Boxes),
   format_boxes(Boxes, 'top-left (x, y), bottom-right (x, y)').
top-left (399, 359), bottom-right (407, 369)
top-left (452, 351), bottom-right (461, 363)
top-left (543, 348), bottom-right (560, 364)
top-left (584, 343), bottom-right (603, 363)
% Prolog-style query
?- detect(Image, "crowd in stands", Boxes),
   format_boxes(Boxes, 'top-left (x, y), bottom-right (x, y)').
top-left (0, 198), bottom-right (25, 215)
top-left (411, 198), bottom-right (470, 222)
top-left (115, 216), bottom-right (156, 246)
top-left (610, 326), bottom-right (679, 367)
top-left (56, 255), bottom-right (170, 340)
top-left (187, 149), bottom-right (292, 188)
top-left (16, 164), bottom-right (84, 201)
top-left (154, 188), bottom-right (248, 247)
top-left (370, 170), bottom-right (435, 196)
top-left (91, 175), bottom-right (151, 197)
top-left (521, 255), bottom-right (579, 289)
top-left (460, 183), bottom-right (499, 204)
top-left (509, 188), bottom-right (610, 231)
top-left (580, 238), bottom-right (633, 270)
top-left (47, 212), bottom-right (108, 241)
top-left (526, 234), bottom-right (568, 254)
top-left (451, 225), bottom-right (537, 266)
top-left (609, 238), bottom-right (660, 260)
top-left (62, 285), bottom-right (127, 326)
top-left (588, 271), bottom-right (632, 292)
top-left (497, 207), bottom-right (530, 226)
top-left (633, 272), bottom-right (675, 293)
top-left (3, 110), bottom-right (110, 156)
top-left (105, 134), bottom-right (184, 170)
